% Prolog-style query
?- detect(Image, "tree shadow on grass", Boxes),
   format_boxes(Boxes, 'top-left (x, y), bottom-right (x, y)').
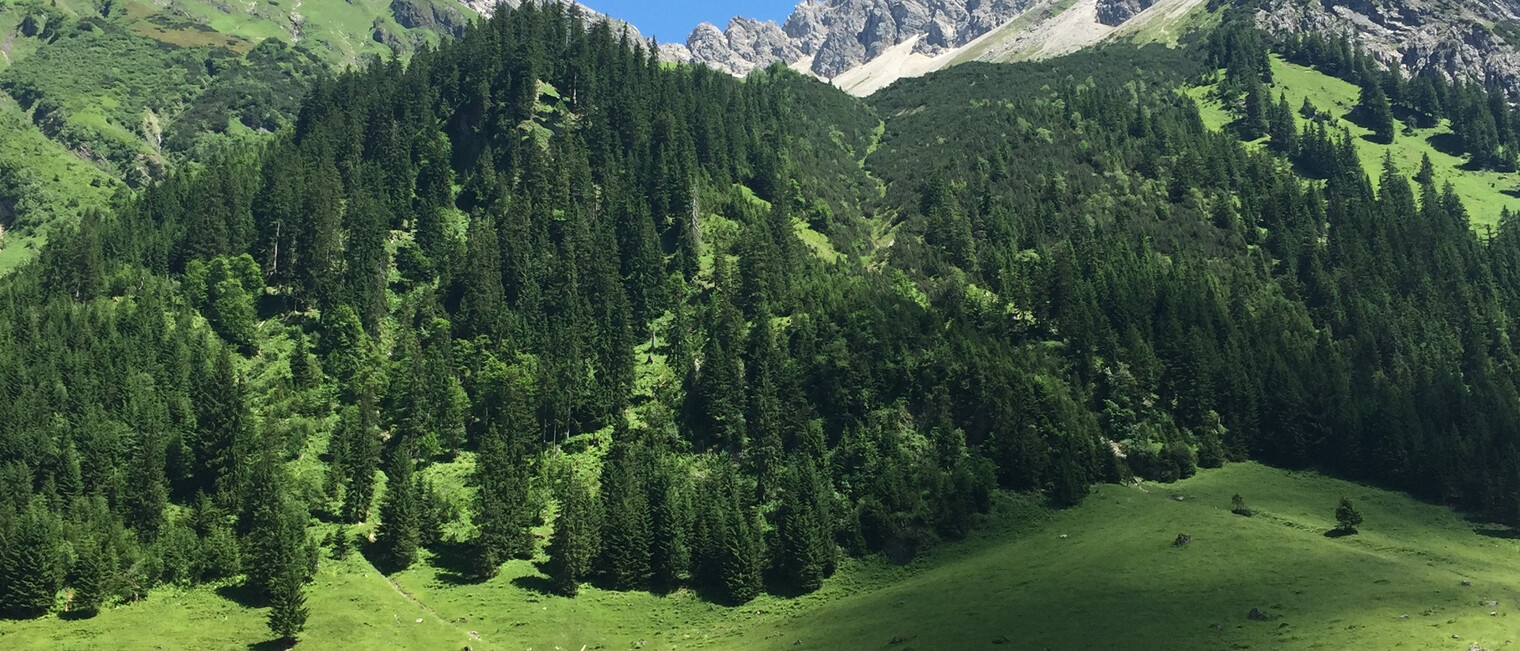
top-left (510, 573), bottom-right (558, 596)
top-left (248, 638), bottom-right (295, 651)
top-left (427, 540), bottom-right (481, 585)
top-left (1427, 132), bottom-right (1464, 157)
top-left (58, 609), bottom-right (99, 621)
top-left (1473, 525), bottom-right (1520, 540)
top-left (216, 583), bottom-right (267, 608)
top-left (1323, 528), bottom-right (1357, 538)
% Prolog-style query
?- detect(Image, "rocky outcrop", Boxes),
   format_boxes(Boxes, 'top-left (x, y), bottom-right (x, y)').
top-left (1256, 0), bottom-right (1520, 94)
top-left (679, 18), bottom-right (806, 76)
top-left (1097, 0), bottom-right (1158, 26)
top-left (675, 1), bottom-right (1041, 79)
top-left (392, 0), bottom-right (469, 38)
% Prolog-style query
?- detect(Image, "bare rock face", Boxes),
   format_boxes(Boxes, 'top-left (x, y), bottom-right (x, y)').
top-left (393, 0), bottom-right (470, 38)
top-left (1097, 0), bottom-right (1158, 26)
top-left (1255, 0), bottom-right (1520, 94)
top-left (685, 18), bottom-right (807, 75)
top-left (676, 0), bottom-right (1040, 79)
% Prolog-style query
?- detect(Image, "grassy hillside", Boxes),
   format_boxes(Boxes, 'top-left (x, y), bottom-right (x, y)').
top-left (1190, 55), bottom-right (1520, 230)
top-left (9, 463), bottom-right (1520, 650)
top-left (727, 463), bottom-right (1520, 650)
top-left (0, 0), bottom-right (473, 275)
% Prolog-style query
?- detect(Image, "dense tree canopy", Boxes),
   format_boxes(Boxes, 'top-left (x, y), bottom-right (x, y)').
top-left (3, 2), bottom-right (1520, 623)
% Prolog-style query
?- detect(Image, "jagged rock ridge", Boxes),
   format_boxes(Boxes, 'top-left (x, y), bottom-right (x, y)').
top-left (665, 1), bottom-right (1040, 78)
top-left (1255, 0), bottom-right (1520, 94)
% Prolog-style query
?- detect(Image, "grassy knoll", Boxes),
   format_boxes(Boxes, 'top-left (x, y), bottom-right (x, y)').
top-left (9, 462), bottom-right (1520, 649)
top-left (720, 462), bottom-right (1520, 649)
top-left (1191, 56), bottom-right (1520, 230)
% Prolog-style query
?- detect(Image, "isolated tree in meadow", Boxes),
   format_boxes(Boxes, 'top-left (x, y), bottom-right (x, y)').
top-left (265, 559), bottom-right (309, 643)
top-left (1240, 76), bottom-right (1270, 140)
top-left (1299, 96), bottom-right (1318, 119)
top-left (1267, 93), bottom-right (1298, 155)
top-left (1334, 497), bottom-right (1363, 533)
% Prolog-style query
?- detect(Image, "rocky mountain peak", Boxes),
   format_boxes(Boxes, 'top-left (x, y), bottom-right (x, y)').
top-left (669, 0), bottom-right (1039, 79)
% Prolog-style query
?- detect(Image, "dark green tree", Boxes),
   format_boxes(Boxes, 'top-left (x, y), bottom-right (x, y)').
top-left (1334, 497), bottom-right (1363, 533)
top-left (470, 425), bottom-right (535, 579)
top-left (597, 438), bottom-right (652, 591)
top-left (265, 557), bottom-right (309, 643)
top-left (545, 472), bottom-right (600, 597)
top-left (375, 448), bottom-right (421, 572)
top-left (1359, 77), bottom-right (1395, 143)
top-left (0, 500), bottom-right (62, 618)
top-left (68, 540), bottom-right (109, 617)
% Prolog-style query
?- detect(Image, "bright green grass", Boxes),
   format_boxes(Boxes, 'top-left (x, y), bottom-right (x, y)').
top-left (10, 463), bottom-right (1520, 649)
top-left (0, 551), bottom-right (473, 650)
top-left (1191, 56), bottom-right (1520, 230)
top-left (794, 218), bottom-right (840, 262)
top-left (714, 462), bottom-right (1520, 650)
top-left (0, 230), bottom-right (44, 276)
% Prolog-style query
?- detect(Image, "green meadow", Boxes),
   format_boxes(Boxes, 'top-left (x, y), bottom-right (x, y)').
top-left (8, 462), bottom-right (1520, 650)
top-left (1191, 56), bottom-right (1520, 230)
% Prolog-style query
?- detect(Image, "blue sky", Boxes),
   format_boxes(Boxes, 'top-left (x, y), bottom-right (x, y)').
top-left (581, 1), bottom-right (798, 43)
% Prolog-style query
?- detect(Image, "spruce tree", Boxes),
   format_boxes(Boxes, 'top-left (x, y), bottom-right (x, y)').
top-left (240, 454), bottom-right (310, 599)
top-left (649, 461), bottom-right (693, 593)
top-left (288, 330), bottom-right (320, 390)
top-left (1359, 78), bottom-right (1396, 143)
top-left (0, 501), bottom-right (61, 618)
top-left (773, 458), bottom-right (828, 595)
top-left (1241, 76), bottom-right (1269, 140)
top-left (471, 425), bottom-right (535, 579)
top-left (545, 473), bottom-right (600, 597)
top-left (265, 557), bottom-right (309, 643)
top-left (340, 397), bottom-right (383, 524)
top-left (597, 438), bottom-right (651, 591)
top-left (375, 448), bottom-right (421, 572)
top-left (1334, 497), bottom-right (1363, 533)
top-left (68, 540), bottom-right (108, 617)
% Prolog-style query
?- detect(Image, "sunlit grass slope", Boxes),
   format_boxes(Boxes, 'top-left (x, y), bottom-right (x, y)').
top-left (9, 463), bottom-right (1520, 650)
top-left (1191, 56), bottom-right (1520, 230)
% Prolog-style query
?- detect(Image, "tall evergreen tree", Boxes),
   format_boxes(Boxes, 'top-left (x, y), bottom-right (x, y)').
top-left (597, 436), bottom-right (652, 590)
top-left (1359, 76), bottom-right (1396, 143)
top-left (545, 472), bottom-right (600, 597)
top-left (265, 559), bottom-right (310, 643)
top-left (0, 500), bottom-right (61, 618)
top-left (470, 424), bottom-right (536, 579)
top-left (375, 448), bottom-right (421, 572)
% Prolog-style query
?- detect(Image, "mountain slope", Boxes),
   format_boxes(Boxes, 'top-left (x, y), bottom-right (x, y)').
top-left (666, 0), bottom-right (1520, 101)
top-left (1256, 0), bottom-right (1520, 94)
top-left (663, 0), bottom-right (1212, 95)
top-left (0, 0), bottom-right (476, 272)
